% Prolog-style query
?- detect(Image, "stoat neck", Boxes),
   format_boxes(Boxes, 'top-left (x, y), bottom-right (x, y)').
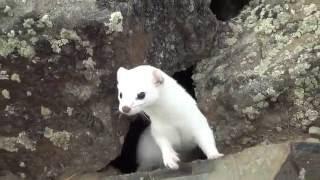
top-left (143, 75), bottom-right (196, 123)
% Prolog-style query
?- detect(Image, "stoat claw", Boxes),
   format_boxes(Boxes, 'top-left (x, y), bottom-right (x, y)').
top-left (163, 150), bottom-right (180, 169)
top-left (208, 152), bottom-right (224, 159)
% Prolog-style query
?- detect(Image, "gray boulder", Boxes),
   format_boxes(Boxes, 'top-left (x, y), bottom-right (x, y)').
top-left (193, 0), bottom-right (320, 150)
top-left (0, 0), bottom-right (218, 179)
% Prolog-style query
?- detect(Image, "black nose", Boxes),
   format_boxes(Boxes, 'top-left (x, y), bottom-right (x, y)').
top-left (122, 106), bottom-right (131, 113)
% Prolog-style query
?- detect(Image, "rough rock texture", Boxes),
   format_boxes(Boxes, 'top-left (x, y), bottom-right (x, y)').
top-left (0, 0), bottom-right (218, 179)
top-left (193, 0), bottom-right (320, 152)
top-left (59, 142), bottom-right (320, 180)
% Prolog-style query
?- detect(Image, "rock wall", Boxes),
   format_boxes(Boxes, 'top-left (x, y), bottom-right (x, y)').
top-left (0, 0), bottom-right (218, 179)
top-left (193, 0), bottom-right (320, 151)
top-left (2, 0), bottom-right (319, 179)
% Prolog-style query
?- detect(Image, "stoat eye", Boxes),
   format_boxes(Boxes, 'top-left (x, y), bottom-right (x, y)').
top-left (137, 92), bottom-right (145, 100)
top-left (119, 92), bottom-right (122, 99)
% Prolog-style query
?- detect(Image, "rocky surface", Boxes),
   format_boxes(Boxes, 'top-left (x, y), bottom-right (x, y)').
top-left (0, 0), bottom-right (218, 179)
top-left (308, 126), bottom-right (320, 137)
top-left (2, 0), bottom-right (320, 179)
top-left (193, 0), bottom-right (320, 152)
top-left (56, 142), bottom-right (320, 180)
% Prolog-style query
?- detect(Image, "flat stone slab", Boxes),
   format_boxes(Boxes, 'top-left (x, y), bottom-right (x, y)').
top-left (275, 142), bottom-right (320, 180)
top-left (309, 126), bottom-right (320, 137)
top-left (58, 142), bottom-right (320, 180)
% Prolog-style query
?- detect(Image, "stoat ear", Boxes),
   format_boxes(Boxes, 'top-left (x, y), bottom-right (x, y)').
top-left (117, 67), bottom-right (128, 82)
top-left (152, 69), bottom-right (164, 86)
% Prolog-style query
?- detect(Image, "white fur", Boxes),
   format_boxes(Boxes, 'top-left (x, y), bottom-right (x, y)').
top-left (117, 65), bottom-right (223, 170)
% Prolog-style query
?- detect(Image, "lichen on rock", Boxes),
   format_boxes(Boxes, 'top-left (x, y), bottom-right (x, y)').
top-left (0, 37), bottom-right (35, 58)
top-left (1, 89), bottom-right (10, 99)
top-left (193, 0), bottom-right (320, 149)
top-left (0, 136), bottom-right (19, 152)
top-left (10, 73), bottom-right (21, 83)
top-left (105, 11), bottom-right (123, 34)
top-left (44, 127), bottom-right (72, 151)
top-left (0, 132), bottom-right (36, 152)
top-left (0, 0), bottom-right (218, 179)
top-left (49, 38), bottom-right (69, 53)
top-left (41, 106), bottom-right (52, 119)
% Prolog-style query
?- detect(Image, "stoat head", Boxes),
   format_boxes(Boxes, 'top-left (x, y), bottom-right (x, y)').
top-left (116, 65), bottom-right (164, 116)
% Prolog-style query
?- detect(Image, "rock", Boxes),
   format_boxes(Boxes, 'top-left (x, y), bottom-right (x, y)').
top-left (74, 142), bottom-right (320, 180)
top-left (0, 171), bottom-right (22, 180)
top-left (308, 126), bottom-right (320, 137)
top-left (275, 142), bottom-right (320, 180)
top-left (305, 138), bottom-right (320, 143)
top-left (0, 0), bottom-right (218, 179)
top-left (193, 0), bottom-right (320, 150)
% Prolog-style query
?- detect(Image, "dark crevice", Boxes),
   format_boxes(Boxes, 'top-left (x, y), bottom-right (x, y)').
top-left (210, 0), bottom-right (251, 21)
top-left (107, 66), bottom-right (197, 174)
top-left (172, 66), bottom-right (196, 99)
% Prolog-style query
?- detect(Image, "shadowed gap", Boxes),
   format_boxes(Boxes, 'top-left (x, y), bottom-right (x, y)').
top-left (210, 0), bottom-right (251, 21)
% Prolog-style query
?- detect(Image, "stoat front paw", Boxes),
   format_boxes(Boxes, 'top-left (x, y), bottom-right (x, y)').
top-left (207, 152), bottom-right (224, 159)
top-left (162, 150), bottom-right (180, 169)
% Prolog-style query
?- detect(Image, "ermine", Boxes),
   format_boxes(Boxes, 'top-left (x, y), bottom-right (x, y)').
top-left (116, 65), bottom-right (223, 171)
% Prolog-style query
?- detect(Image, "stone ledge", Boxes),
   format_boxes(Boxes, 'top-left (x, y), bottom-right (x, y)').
top-left (59, 141), bottom-right (320, 180)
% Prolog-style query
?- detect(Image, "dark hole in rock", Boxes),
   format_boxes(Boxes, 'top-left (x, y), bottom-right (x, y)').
top-left (210, 0), bottom-right (251, 21)
top-left (172, 66), bottom-right (196, 99)
top-left (106, 66), bottom-right (199, 174)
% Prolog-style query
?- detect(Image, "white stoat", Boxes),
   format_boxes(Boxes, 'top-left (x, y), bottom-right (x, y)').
top-left (116, 65), bottom-right (223, 170)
